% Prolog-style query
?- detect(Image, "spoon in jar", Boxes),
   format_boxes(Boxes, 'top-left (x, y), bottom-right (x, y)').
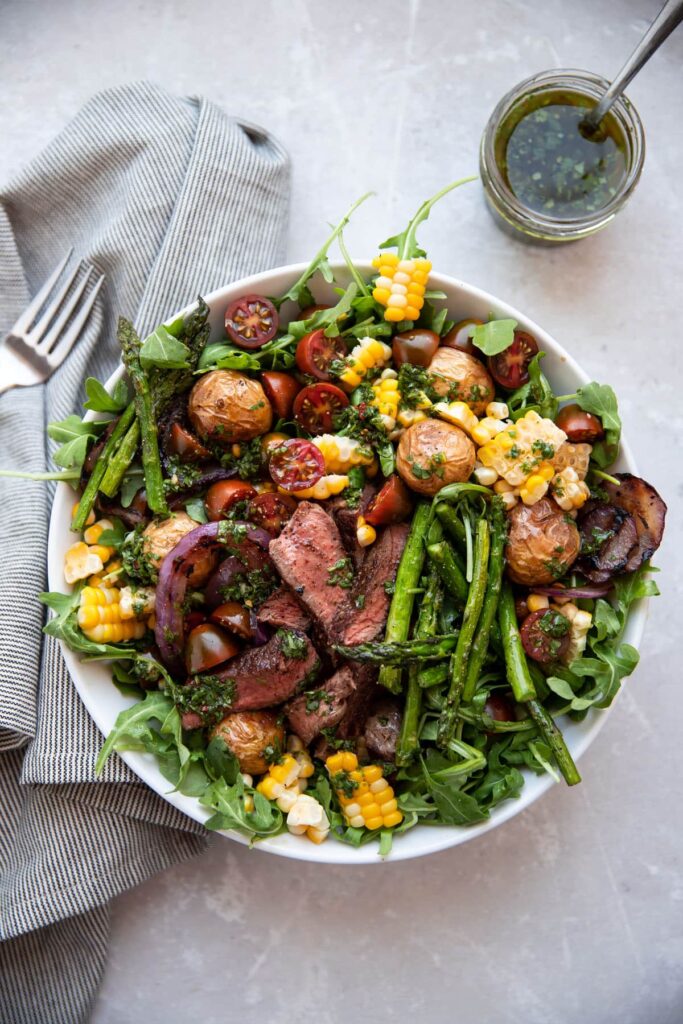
top-left (581, 0), bottom-right (683, 136)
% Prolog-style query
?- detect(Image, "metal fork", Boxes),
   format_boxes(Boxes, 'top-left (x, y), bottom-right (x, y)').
top-left (0, 250), bottom-right (104, 395)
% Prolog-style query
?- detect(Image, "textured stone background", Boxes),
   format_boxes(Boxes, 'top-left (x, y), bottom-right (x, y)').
top-left (1, 1), bottom-right (681, 1021)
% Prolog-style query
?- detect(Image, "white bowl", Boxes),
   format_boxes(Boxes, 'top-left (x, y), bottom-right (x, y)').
top-left (47, 263), bottom-right (648, 864)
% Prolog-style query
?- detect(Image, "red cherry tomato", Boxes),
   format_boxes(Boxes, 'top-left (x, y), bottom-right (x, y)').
top-left (185, 623), bottom-right (240, 674)
top-left (483, 693), bottom-right (517, 736)
top-left (209, 602), bottom-right (253, 639)
top-left (168, 422), bottom-right (212, 463)
top-left (441, 318), bottom-right (482, 355)
top-left (184, 610), bottom-right (207, 635)
top-left (365, 476), bottom-right (414, 527)
top-left (488, 330), bottom-right (539, 390)
top-left (520, 609), bottom-right (571, 665)
top-left (225, 294), bottom-right (278, 349)
top-left (293, 383), bottom-right (349, 435)
top-left (248, 491), bottom-right (297, 535)
top-left (205, 479), bottom-right (257, 521)
top-left (261, 371), bottom-right (301, 420)
top-left (392, 329), bottom-right (440, 368)
top-left (555, 404), bottom-right (605, 443)
top-left (295, 329), bottom-right (346, 381)
top-left (268, 438), bottom-right (325, 492)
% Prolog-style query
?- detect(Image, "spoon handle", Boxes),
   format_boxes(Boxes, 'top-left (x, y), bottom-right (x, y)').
top-left (584, 0), bottom-right (683, 129)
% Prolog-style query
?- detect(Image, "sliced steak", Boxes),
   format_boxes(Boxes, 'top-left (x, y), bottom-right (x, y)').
top-left (285, 665), bottom-right (358, 746)
top-left (327, 483), bottom-right (377, 569)
top-left (340, 523), bottom-right (409, 645)
top-left (257, 586), bottom-right (311, 632)
top-left (576, 503), bottom-right (639, 583)
top-left (192, 630), bottom-right (320, 714)
top-left (336, 663), bottom-right (379, 739)
top-left (364, 699), bottom-right (402, 762)
top-left (604, 473), bottom-right (667, 572)
top-left (269, 501), bottom-right (356, 639)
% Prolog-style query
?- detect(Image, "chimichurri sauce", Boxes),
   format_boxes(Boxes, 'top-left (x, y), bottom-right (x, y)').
top-left (495, 91), bottom-right (628, 220)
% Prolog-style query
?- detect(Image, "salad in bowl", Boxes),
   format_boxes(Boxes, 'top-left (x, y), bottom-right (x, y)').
top-left (34, 181), bottom-right (665, 857)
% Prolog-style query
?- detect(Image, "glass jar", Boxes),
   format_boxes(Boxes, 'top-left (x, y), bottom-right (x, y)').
top-left (480, 68), bottom-right (646, 244)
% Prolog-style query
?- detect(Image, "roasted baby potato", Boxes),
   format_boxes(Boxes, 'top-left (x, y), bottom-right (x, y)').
top-left (142, 511), bottom-right (218, 585)
top-left (428, 347), bottom-right (494, 415)
top-left (188, 369), bottom-right (273, 444)
top-left (396, 418), bottom-right (476, 496)
top-left (505, 497), bottom-right (581, 586)
top-left (210, 710), bottom-right (284, 775)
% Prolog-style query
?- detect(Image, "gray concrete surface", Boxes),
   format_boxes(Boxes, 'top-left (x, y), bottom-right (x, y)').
top-left (1, 1), bottom-right (681, 1021)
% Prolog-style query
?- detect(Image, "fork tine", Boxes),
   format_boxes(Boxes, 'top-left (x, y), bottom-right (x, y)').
top-left (37, 267), bottom-right (92, 352)
top-left (48, 275), bottom-right (105, 369)
top-left (11, 249), bottom-right (74, 335)
top-left (28, 260), bottom-right (83, 346)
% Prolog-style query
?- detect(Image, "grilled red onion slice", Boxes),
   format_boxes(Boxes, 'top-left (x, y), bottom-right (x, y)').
top-left (534, 583), bottom-right (613, 600)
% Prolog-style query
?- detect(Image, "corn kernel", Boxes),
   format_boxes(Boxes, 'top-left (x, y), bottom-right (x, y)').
top-left (306, 826), bottom-right (329, 844)
top-left (473, 464), bottom-right (498, 487)
top-left (72, 502), bottom-right (96, 527)
top-left (527, 593), bottom-right (550, 612)
top-left (383, 811), bottom-right (403, 828)
top-left (486, 402), bottom-right (509, 420)
top-left (357, 517), bottom-right (377, 548)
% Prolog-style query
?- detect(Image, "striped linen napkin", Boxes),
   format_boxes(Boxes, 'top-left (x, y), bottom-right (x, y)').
top-left (0, 82), bottom-right (289, 1024)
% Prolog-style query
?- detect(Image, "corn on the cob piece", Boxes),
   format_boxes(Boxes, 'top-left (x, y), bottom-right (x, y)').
top-left (552, 442), bottom-right (591, 481)
top-left (288, 474), bottom-right (349, 501)
top-left (558, 604), bottom-right (593, 663)
top-left (83, 519), bottom-right (115, 556)
top-left (396, 407), bottom-right (429, 428)
top-left (471, 416), bottom-right (508, 447)
top-left (550, 466), bottom-right (591, 511)
top-left (77, 585), bottom-right (147, 643)
top-left (356, 516), bottom-right (376, 548)
top-left (478, 411), bottom-right (567, 488)
top-left (518, 460), bottom-right (555, 506)
top-left (119, 586), bottom-right (156, 620)
top-left (434, 400), bottom-right (479, 438)
top-left (371, 254), bottom-right (431, 323)
top-left (64, 542), bottom-right (105, 585)
top-left (486, 401), bottom-right (509, 420)
top-left (371, 376), bottom-right (400, 431)
top-left (337, 337), bottom-right (392, 390)
top-left (88, 559), bottom-right (123, 589)
top-left (256, 751), bottom-right (327, 842)
top-left (326, 751), bottom-right (403, 831)
top-left (312, 435), bottom-right (374, 474)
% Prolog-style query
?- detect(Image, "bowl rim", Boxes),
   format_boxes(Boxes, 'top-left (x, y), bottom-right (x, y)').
top-left (47, 261), bottom-right (646, 865)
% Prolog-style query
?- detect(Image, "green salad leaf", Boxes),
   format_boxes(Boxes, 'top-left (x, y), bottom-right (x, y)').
top-left (507, 352), bottom-right (558, 421)
top-left (575, 381), bottom-right (621, 467)
top-left (470, 318), bottom-right (517, 356)
top-left (83, 376), bottom-right (129, 413)
top-left (47, 415), bottom-right (108, 473)
top-left (140, 324), bottom-right (192, 370)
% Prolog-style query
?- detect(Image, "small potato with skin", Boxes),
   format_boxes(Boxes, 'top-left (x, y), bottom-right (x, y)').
top-left (188, 369), bottom-right (272, 445)
top-left (397, 419), bottom-right (476, 496)
top-left (506, 497), bottom-right (581, 586)
top-left (428, 347), bottom-right (494, 415)
top-left (142, 511), bottom-right (218, 586)
top-left (210, 710), bottom-right (285, 775)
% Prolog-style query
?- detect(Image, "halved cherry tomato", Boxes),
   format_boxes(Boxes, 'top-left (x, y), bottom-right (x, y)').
top-left (441, 318), bottom-right (482, 355)
top-left (185, 623), bottom-right (240, 674)
top-left (298, 304), bottom-right (331, 319)
top-left (392, 329), bottom-right (440, 368)
top-left (555, 404), bottom-right (605, 443)
top-left (248, 491), bottom-right (297, 535)
top-left (295, 329), bottom-right (346, 381)
top-left (205, 479), bottom-right (257, 521)
top-left (365, 476), bottom-right (413, 526)
top-left (209, 602), bottom-right (253, 639)
top-left (488, 330), bottom-right (539, 390)
top-left (168, 422), bottom-right (212, 463)
top-left (483, 693), bottom-right (517, 736)
top-left (225, 294), bottom-right (278, 349)
top-left (268, 438), bottom-right (325, 492)
top-left (184, 611), bottom-right (207, 635)
top-left (261, 371), bottom-right (301, 420)
top-left (293, 383), bottom-right (349, 435)
top-left (520, 609), bottom-right (571, 665)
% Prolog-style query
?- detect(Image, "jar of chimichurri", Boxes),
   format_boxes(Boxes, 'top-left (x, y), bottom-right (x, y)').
top-left (480, 69), bottom-right (645, 243)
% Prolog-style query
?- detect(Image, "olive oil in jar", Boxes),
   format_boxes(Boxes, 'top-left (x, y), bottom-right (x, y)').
top-left (494, 90), bottom-right (629, 220)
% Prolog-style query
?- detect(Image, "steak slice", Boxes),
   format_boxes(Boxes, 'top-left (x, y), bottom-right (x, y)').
top-left (285, 665), bottom-right (358, 746)
top-left (194, 630), bottom-right (320, 713)
top-left (269, 501), bottom-right (356, 639)
top-left (257, 586), bottom-right (311, 632)
top-left (327, 483), bottom-right (377, 570)
top-left (311, 663), bottom-right (379, 759)
top-left (340, 523), bottom-right (409, 645)
top-left (364, 699), bottom-right (402, 762)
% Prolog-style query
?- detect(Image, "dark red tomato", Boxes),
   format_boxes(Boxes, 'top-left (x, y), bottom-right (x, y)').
top-left (184, 611), bottom-right (207, 635)
top-left (483, 693), bottom-right (517, 736)
top-left (261, 371), bottom-right (301, 420)
top-left (185, 623), bottom-right (240, 674)
top-left (268, 438), bottom-right (325, 492)
top-left (209, 602), bottom-right (253, 639)
top-left (365, 476), bottom-right (413, 526)
top-left (205, 479), bottom-right (257, 521)
top-left (225, 294), bottom-right (278, 349)
top-left (293, 383), bottom-right (349, 435)
top-left (441, 318), bottom-right (482, 355)
top-left (514, 596), bottom-right (529, 621)
top-left (295, 329), bottom-right (346, 381)
top-left (392, 329), bottom-right (440, 368)
top-left (520, 609), bottom-right (571, 665)
top-left (168, 422), bottom-right (211, 463)
top-left (555, 404), bottom-right (605, 444)
top-left (488, 330), bottom-right (539, 390)
top-left (298, 304), bottom-right (331, 319)
top-left (248, 491), bottom-right (297, 535)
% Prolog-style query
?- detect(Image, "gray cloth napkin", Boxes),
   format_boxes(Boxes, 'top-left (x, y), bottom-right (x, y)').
top-left (0, 82), bottom-right (290, 1023)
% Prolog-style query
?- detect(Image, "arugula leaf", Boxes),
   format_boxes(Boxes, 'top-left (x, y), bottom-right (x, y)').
top-left (470, 318), bottom-right (517, 356)
top-left (507, 353), bottom-right (558, 421)
top-left (47, 415), bottom-right (107, 472)
top-left (379, 176), bottom-right (477, 260)
top-left (575, 382), bottom-right (621, 467)
top-left (205, 737), bottom-right (241, 785)
top-left (185, 496), bottom-right (208, 524)
top-left (198, 344), bottom-right (261, 372)
top-left (139, 324), bottom-right (192, 370)
top-left (119, 465), bottom-right (145, 507)
top-left (97, 517), bottom-right (126, 550)
top-left (200, 777), bottom-right (284, 838)
top-left (83, 376), bottom-right (129, 413)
